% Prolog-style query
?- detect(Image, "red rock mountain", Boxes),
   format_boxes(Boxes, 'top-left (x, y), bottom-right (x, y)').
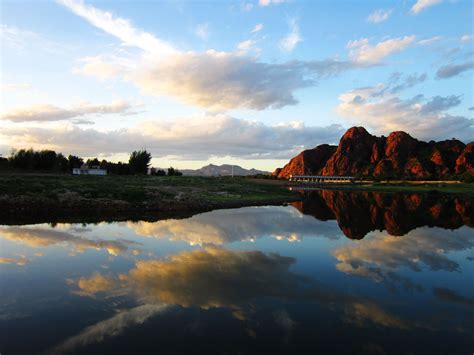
top-left (273, 127), bottom-right (473, 179)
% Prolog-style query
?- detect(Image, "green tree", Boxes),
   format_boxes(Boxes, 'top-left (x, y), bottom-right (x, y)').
top-left (129, 150), bottom-right (151, 174)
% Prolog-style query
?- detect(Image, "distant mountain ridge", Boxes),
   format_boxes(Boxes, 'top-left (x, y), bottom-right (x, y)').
top-left (273, 127), bottom-right (474, 179)
top-left (182, 164), bottom-right (269, 177)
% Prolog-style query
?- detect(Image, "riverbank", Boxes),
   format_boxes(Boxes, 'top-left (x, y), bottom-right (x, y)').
top-left (0, 174), bottom-right (297, 225)
top-left (287, 180), bottom-right (474, 197)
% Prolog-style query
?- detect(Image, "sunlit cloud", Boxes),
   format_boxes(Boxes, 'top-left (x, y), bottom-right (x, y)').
top-left (128, 205), bottom-right (343, 246)
top-left (194, 22), bottom-right (210, 41)
top-left (51, 304), bottom-right (170, 354)
top-left (0, 100), bottom-right (138, 122)
top-left (336, 80), bottom-right (474, 141)
top-left (0, 115), bottom-right (345, 159)
top-left (347, 36), bottom-right (416, 64)
top-left (333, 227), bottom-right (474, 285)
top-left (0, 226), bottom-right (140, 256)
top-left (251, 23), bottom-right (263, 33)
top-left (367, 9), bottom-right (392, 23)
top-left (279, 18), bottom-right (302, 53)
top-left (0, 255), bottom-right (29, 266)
top-left (411, 0), bottom-right (443, 15)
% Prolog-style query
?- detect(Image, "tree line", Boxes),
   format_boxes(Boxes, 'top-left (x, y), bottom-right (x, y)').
top-left (1, 148), bottom-right (182, 176)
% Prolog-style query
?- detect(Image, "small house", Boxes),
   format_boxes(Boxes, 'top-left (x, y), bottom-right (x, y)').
top-left (72, 164), bottom-right (107, 176)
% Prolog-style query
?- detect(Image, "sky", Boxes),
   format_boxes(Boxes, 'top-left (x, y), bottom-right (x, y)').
top-left (0, 0), bottom-right (473, 170)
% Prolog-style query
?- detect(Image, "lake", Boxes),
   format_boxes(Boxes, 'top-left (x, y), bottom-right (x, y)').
top-left (1, 190), bottom-right (473, 354)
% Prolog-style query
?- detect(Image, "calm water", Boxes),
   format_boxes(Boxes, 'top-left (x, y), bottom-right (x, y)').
top-left (1, 190), bottom-right (473, 354)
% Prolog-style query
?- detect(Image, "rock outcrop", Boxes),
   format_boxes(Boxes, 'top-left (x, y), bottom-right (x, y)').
top-left (274, 144), bottom-right (336, 179)
top-left (273, 126), bottom-right (473, 179)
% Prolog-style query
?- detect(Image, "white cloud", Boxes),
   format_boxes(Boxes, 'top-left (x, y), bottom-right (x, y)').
top-left (57, 0), bottom-right (177, 55)
top-left (251, 23), bottom-right (263, 33)
top-left (61, 1), bottom-right (415, 111)
top-left (236, 39), bottom-right (257, 53)
top-left (0, 114), bottom-right (345, 159)
top-left (410, 0), bottom-right (443, 14)
top-left (259, 0), bottom-right (287, 6)
top-left (279, 18), bottom-right (302, 53)
top-left (1, 83), bottom-right (32, 92)
top-left (52, 305), bottom-right (170, 354)
top-left (0, 100), bottom-right (136, 122)
top-left (347, 36), bottom-right (416, 64)
top-left (195, 22), bottom-right (210, 41)
top-left (336, 83), bottom-right (473, 141)
top-left (367, 9), bottom-right (392, 23)
top-left (460, 35), bottom-right (473, 42)
top-left (417, 36), bottom-right (443, 46)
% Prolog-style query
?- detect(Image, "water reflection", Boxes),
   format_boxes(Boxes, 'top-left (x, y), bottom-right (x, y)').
top-left (0, 191), bottom-right (473, 354)
top-left (293, 190), bottom-right (473, 238)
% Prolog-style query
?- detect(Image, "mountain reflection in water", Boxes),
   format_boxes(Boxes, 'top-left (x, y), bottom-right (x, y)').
top-left (292, 190), bottom-right (473, 239)
top-left (0, 191), bottom-right (473, 354)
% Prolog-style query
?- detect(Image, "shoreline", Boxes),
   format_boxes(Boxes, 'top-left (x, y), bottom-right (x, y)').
top-left (1, 174), bottom-right (473, 225)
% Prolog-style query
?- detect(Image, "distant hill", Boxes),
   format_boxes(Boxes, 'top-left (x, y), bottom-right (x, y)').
top-left (273, 127), bottom-right (474, 180)
top-left (182, 164), bottom-right (269, 177)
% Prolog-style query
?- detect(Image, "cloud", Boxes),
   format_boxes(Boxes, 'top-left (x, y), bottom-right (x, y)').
top-left (60, 1), bottom-right (415, 111)
top-left (333, 227), bottom-right (474, 284)
top-left (237, 39), bottom-right (257, 53)
top-left (347, 36), bottom-right (416, 64)
top-left (433, 287), bottom-right (474, 307)
top-left (57, 0), bottom-right (176, 55)
top-left (0, 115), bottom-right (345, 159)
top-left (279, 18), bottom-right (302, 53)
top-left (71, 247), bottom-right (412, 332)
top-left (336, 83), bottom-right (473, 141)
top-left (367, 9), bottom-right (392, 23)
top-left (0, 24), bottom-right (38, 50)
top-left (75, 273), bottom-right (118, 296)
top-left (124, 52), bottom-right (357, 111)
top-left (251, 23), bottom-right (263, 33)
top-left (128, 205), bottom-right (343, 246)
top-left (411, 0), bottom-right (443, 14)
top-left (0, 100), bottom-right (137, 122)
top-left (0, 256), bottom-right (29, 266)
top-left (460, 35), bottom-right (473, 43)
top-left (0, 226), bottom-right (139, 256)
top-left (194, 22), bottom-right (210, 41)
top-left (1, 83), bottom-right (32, 92)
top-left (418, 36), bottom-right (443, 46)
top-left (51, 304), bottom-right (170, 354)
top-left (436, 61), bottom-right (474, 79)
top-left (259, 0), bottom-right (287, 6)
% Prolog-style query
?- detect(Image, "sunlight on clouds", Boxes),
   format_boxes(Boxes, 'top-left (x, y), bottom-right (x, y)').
top-left (336, 80), bottom-right (474, 141)
top-left (367, 9), bottom-right (392, 24)
top-left (0, 116), bottom-right (344, 160)
top-left (58, 0), bottom-right (177, 55)
top-left (411, 0), bottom-right (443, 15)
top-left (347, 36), bottom-right (416, 64)
top-left (0, 226), bottom-right (139, 256)
top-left (279, 18), bottom-right (302, 53)
top-left (0, 100), bottom-right (136, 122)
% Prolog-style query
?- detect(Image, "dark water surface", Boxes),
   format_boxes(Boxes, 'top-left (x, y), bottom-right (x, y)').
top-left (1, 190), bottom-right (473, 354)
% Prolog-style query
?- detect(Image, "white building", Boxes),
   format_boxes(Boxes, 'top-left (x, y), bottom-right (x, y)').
top-left (72, 164), bottom-right (107, 176)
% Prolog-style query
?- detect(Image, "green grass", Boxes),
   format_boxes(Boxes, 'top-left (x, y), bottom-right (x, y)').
top-left (0, 174), bottom-right (294, 206)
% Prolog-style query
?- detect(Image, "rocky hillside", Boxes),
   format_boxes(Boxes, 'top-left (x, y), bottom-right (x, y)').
top-left (273, 127), bottom-right (473, 180)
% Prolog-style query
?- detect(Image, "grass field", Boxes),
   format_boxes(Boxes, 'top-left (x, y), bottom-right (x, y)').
top-left (0, 174), bottom-right (296, 223)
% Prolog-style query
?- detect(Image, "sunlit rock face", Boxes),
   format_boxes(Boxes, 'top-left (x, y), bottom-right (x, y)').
top-left (272, 144), bottom-right (336, 179)
top-left (292, 190), bottom-right (474, 239)
top-left (275, 126), bottom-right (473, 179)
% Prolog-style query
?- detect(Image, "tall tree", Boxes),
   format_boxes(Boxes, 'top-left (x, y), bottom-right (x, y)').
top-left (129, 150), bottom-right (151, 174)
